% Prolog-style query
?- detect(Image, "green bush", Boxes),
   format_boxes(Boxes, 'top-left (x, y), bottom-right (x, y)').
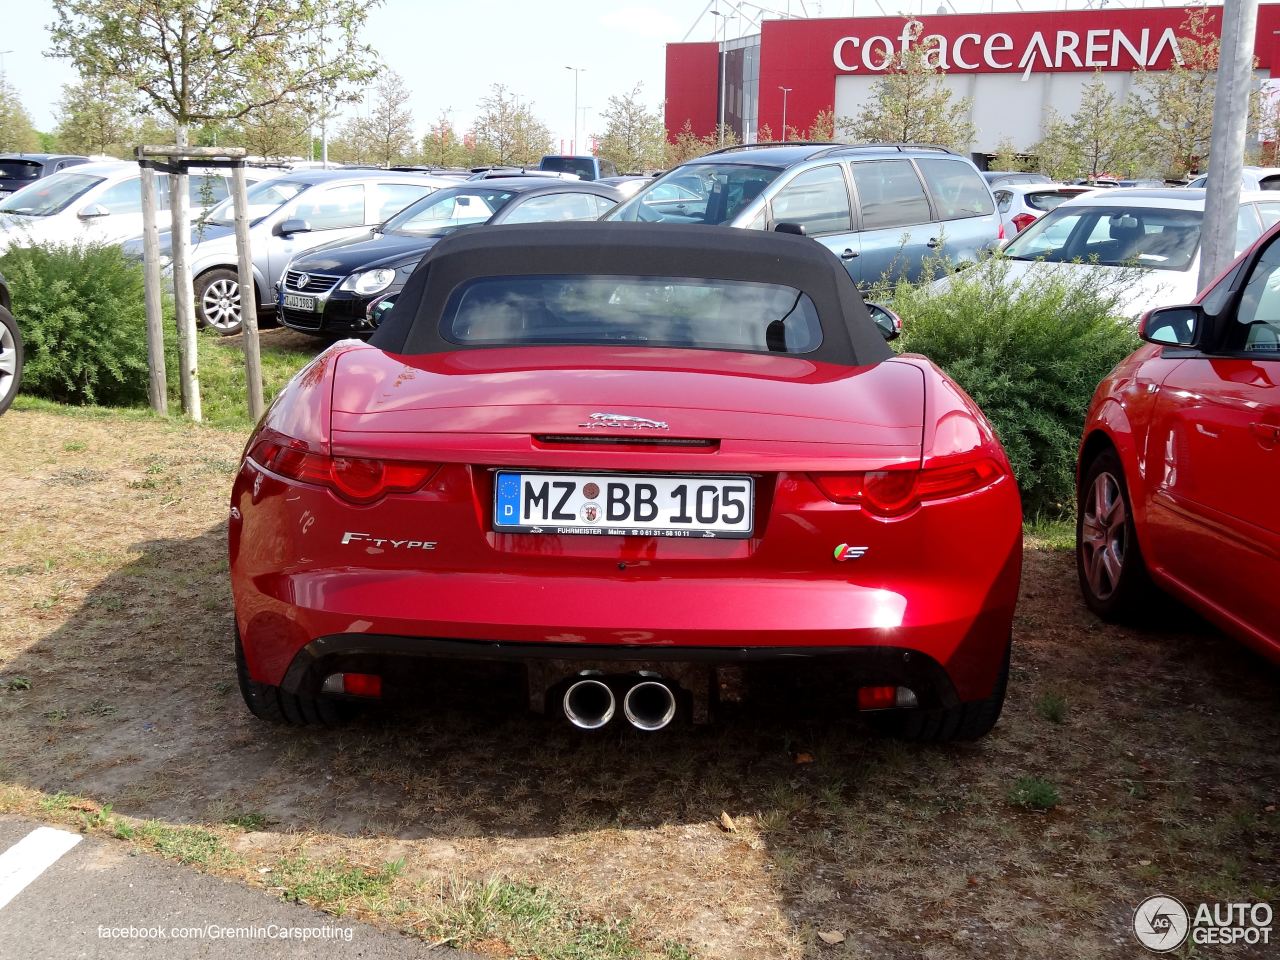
top-left (0, 242), bottom-right (151, 406)
top-left (883, 257), bottom-right (1141, 518)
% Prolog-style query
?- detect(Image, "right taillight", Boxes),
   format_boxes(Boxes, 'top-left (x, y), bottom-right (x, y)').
top-left (249, 437), bottom-right (438, 504)
top-left (812, 456), bottom-right (1003, 517)
top-left (1011, 212), bottom-right (1037, 233)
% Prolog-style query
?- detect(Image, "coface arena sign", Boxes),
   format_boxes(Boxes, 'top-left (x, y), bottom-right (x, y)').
top-left (833, 17), bottom-right (1185, 80)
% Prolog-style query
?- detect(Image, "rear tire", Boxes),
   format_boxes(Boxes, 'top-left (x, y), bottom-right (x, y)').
top-left (234, 630), bottom-right (348, 726)
top-left (0, 305), bottom-right (23, 416)
top-left (870, 637), bottom-right (1010, 743)
top-left (1076, 448), bottom-right (1153, 621)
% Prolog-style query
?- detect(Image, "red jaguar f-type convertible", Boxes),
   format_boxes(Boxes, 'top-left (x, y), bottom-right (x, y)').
top-left (230, 223), bottom-right (1022, 740)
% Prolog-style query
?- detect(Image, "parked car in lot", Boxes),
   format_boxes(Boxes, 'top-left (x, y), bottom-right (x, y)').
top-left (0, 161), bottom-right (255, 254)
top-left (277, 177), bottom-right (623, 336)
top-left (467, 167), bottom-right (580, 181)
top-left (231, 222), bottom-right (1023, 739)
top-left (122, 169), bottom-right (453, 335)
top-left (982, 171), bottom-right (1052, 189)
top-left (958, 188), bottom-right (1280, 317)
top-left (597, 175), bottom-right (653, 199)
top-left (0, 154), bottom-right (90, 198)
top-left (606, 143), bottom-right (1002, 285)
top-left (538, 154), bottom-right (618, 181)
top-left (1186, 166), bottom-right (1280, 190)
top-left (1076, 222), bottom-right (1280, 663)
top-left (992, 183), bottom-right (1093, 236)
top-left (0, 271), bottom-right (20, 416)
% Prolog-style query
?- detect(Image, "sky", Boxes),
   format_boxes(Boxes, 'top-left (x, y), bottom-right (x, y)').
top-left (3, 0), bottom-right (1134, 150)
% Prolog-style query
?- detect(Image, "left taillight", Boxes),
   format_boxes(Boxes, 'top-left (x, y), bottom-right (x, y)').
top-left (811, 456), bottom-right (1003, 518)
top-left (249, 437), bottom-right (438, 504)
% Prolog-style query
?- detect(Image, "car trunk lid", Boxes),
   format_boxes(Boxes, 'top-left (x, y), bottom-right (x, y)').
top-left (330, 345), bottom-right (923, 463)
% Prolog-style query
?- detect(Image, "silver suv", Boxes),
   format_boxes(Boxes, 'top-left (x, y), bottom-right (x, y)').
top-left (607, 143), bottom-right (1002, 285)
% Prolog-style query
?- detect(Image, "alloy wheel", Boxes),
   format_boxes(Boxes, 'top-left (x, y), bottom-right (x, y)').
top-left (1081, 470), bottom-right (1127, 601)
top-left (0, 319), bottom-right (17, 409)
top-left (202, 277), bottom-right (241, 331)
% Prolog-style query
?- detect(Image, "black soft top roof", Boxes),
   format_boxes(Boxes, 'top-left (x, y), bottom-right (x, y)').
top-left (369, 222), bottom-right (892, 367)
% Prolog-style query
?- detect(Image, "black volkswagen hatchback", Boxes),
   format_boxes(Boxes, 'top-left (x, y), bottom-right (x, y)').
top-left (278, 177), bottom-right (623, 336)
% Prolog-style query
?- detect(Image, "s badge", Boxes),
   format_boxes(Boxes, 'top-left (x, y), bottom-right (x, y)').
top-left (833, 543), bottom-right (868, 561)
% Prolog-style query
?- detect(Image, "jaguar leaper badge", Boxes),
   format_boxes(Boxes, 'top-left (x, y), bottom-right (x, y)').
top-left (580, 413), bottom-right (669, 430)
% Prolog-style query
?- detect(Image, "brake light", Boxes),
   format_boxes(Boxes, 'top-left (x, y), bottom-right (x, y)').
top-left (249, 438), bottom-right (438, 504)
top-left (997, 221), bottom-right (1005, 240)
top-left (914, 457), bottom-right (1003, 500)
top-left (1011, 212), bottom-right (1037, 233)
top-left (811, 457), bottom-right (1002, 517)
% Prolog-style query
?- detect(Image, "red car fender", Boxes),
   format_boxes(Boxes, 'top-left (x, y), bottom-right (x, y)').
top-left (1078, 343), bottom-right (1183, 535)
top-left (230, 340), bottom-right (362, 573)
top-left (895, 353), bottom-right (1015, 474)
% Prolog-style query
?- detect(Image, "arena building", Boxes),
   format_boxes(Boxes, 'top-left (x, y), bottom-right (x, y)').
top-left (664, 3), bottom-right (1280, 161)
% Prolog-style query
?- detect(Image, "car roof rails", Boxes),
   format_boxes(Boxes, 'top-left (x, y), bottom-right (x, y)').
top-left (701, 141), bottom-right (842, 157)
top-left (699, 141), bottom-right (959, 160)
top-left (811, 143), bottom-right (959, 158)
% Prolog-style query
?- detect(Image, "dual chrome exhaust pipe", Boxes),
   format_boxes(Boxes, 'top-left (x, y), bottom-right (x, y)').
top-left (562, 674), bottom-right (677, 731)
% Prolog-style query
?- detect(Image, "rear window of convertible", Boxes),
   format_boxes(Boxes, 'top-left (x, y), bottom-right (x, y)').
top-left (441, 274), bottom-right (823, 355)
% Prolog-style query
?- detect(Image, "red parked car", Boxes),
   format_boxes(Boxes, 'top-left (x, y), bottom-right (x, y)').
top-left (230, 223), bottom-right (1023, 739)
top-left (1077, 226), bottom-right (1280, 660)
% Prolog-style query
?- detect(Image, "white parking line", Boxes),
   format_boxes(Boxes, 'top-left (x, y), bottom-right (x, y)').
top-left (0, 827), bottom-right (82, 912)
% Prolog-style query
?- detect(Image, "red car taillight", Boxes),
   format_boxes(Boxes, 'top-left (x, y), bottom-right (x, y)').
top-left (249, 438), bottom-right (438, 504)
top-left (812, 456), bottom-right (1003, 517)
top-left (1011, 212), bottom-right (1037, 233)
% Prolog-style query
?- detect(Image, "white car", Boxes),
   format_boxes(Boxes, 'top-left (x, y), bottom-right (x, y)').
top-left (0, 161), bottom-right (257, 254)
top-left (1186, 166), bottom-right (1280, 191)
top-left (121, 168), bottom-right (456, 334)
top-left (991, 183), bottom-right (1094, 237)
top-left (938, 188), bottom-right (1280, 318)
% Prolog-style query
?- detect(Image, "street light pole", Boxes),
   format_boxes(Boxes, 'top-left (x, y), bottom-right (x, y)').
top-left (710, 9), bottom-right (736, 146)
top-left (779, 86), bottom-right (792, 139)
top-left (1198, 0), bottom-right (1260, 289)
top-left (565, 66), bottom-right (585, 154)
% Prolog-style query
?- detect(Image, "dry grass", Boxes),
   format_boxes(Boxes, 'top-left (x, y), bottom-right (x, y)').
top-left (1, 406), bottom-right (1278, 959)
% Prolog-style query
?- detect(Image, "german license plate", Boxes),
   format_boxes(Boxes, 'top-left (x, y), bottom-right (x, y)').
top-left (282, 293), bottom-right (317, 311)
top-left (493, 472), bottom-right (754, 538)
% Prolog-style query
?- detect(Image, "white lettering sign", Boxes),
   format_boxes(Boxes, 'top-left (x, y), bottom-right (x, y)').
top-left (831, 19), bottom-right (1187, 80)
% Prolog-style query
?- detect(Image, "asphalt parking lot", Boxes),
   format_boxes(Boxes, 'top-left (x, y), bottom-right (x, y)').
top-left (0, 817), bottom-right (472, 959)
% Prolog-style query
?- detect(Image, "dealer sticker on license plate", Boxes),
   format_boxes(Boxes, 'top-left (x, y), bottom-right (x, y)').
top-left (493, 472), bottom-right (754, 538)
top-left (282, 293), bottom-right (317, 311)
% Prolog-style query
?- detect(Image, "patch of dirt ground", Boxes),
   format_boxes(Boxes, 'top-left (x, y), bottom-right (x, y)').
top-left (1, 408), bottom-right (1278, 958)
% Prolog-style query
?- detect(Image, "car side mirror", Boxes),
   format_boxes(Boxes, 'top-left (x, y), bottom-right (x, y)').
top-left (77, 203), bottom-right (110, 220)
top-left (773, 221), bottom-right (806, 236)
top-left (273, 218), bottom-right (312, 237)
top-left (1139, 304), bottom-right (1203, 347)
top-left (866, 302), bottom-right (903, 342)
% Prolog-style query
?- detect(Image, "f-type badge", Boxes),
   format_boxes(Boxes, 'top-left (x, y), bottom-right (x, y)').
top-left (580, 413), bottom-right (669, 430)
top-left (833, 543), bottom-right (869, 561)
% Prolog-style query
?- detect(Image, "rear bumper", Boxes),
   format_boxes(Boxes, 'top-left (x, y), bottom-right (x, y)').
top-left (235, 549), bottom-right (1020, 705)
top-left (280, 633), bottom-right (968, 710)
top-left (231, 464), bottom-right (1022, 707)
